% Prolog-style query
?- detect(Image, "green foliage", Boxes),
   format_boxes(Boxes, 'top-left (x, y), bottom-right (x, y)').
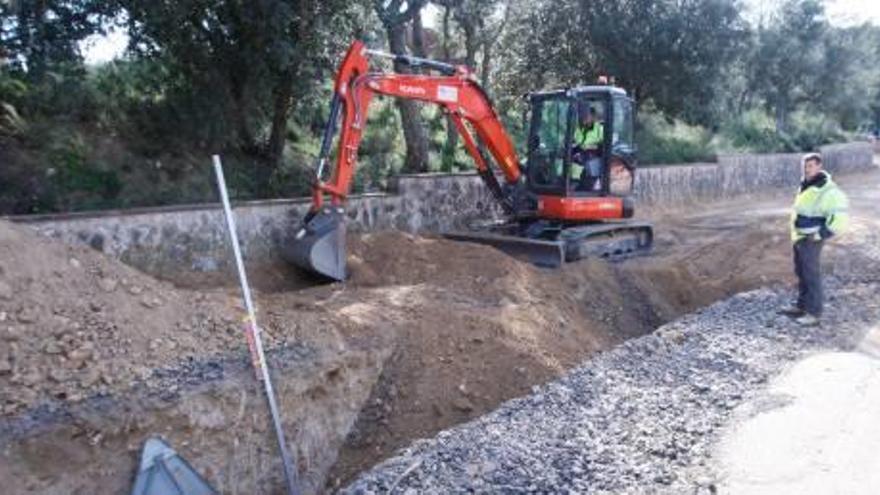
top-left (0, 125), bottom-right (124, 213)
top-left (2, 0), bottom-right (879, 214)
top-left (47, 133), bottom-right (122, 210)
top-left (717, 110), bottom-right (793, 153)
top-left (749, 0), bottom-right (827, 133)
top-left (639, 107), bottom-right (848, 164)
top-left (715, 109), bottom-right (846, 154)
top-left (496, 0), bottom-right (748, 125)
top-left (117, 0), bottom-right (362, 152)
top-left (636, 111), bottom-right (715, 165)
top-left (0, 72), bottom-right (29, 135)
top-left (812, 25), bottom-right (880, 130)
top-left (787, 111), bottom-right (847, 151)
top-left (0, 0), bottom-right (114, 75)
top-left (355, 99), bottom-right (405, 190)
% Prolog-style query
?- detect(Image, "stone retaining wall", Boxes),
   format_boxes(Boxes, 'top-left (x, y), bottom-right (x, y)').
top-left (8, 142), bottom-right (874, 278)
top-left (635, 142), bottom-right (873, 206)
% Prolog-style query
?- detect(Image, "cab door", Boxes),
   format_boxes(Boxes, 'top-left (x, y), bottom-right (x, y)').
top-left (525, 93), bottom-right (573, 196)
top-left (608, 96), bottom-right (637, 196)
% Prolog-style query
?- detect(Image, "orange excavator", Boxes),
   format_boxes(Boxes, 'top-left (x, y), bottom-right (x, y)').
top-left (284, 40), bottom-right (652, 281)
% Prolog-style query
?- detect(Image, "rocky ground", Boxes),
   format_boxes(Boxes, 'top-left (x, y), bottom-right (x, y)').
top-left (1, 164), bottom-right (876, 494)
top-left (343, 169), bottom-right (880, 494)
top-left (0, 219), bottom-right (392, 494)
top-left (0, 215), bottom-right (741, 494)
top-left (343, 278), bottom-right (880, 494)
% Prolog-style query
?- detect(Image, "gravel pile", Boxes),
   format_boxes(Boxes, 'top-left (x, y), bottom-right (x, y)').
top-left (343, 274), bottom-right (880, 494)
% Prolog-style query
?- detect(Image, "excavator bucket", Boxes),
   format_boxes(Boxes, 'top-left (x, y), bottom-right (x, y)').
top-left (130, 437), bottom-right (217, 495)
top-left (282, 207), bottom-right (347, 281)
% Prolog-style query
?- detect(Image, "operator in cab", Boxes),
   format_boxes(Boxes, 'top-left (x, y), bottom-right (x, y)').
top-left (571, 103), bottom-right (605, 191)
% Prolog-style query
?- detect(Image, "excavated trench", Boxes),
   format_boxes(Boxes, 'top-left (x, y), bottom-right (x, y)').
top-left (0, 198), bottom-right (799, 494)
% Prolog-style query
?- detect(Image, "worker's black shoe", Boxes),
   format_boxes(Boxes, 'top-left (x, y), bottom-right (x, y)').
top-left (777, 304), bottom-right (805, 317)
top-left (794, 314), bottom-right (820, 327)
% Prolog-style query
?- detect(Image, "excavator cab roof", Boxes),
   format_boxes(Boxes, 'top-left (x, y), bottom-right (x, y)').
top-left (528, 86), bottom-right (628, 101)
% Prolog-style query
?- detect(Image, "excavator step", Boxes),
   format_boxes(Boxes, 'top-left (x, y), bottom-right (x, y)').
top-left (443, 231), bottom-right (566, 267)
top-left (443, 221), bottom-right (653, 268)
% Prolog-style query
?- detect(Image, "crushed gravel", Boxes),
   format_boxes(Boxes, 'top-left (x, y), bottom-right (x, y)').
top-left (343, 273), bottom-right (880, 494)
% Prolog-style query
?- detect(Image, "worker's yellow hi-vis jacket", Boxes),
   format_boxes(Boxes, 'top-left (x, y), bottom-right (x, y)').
top-left (790, 171), bottom-right (849, 242)
top-left (569, 123), bottom-right (604, 179)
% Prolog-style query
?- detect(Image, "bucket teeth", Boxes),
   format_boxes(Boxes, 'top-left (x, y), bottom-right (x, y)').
top-left (283, 208), bottom-right (347, 281)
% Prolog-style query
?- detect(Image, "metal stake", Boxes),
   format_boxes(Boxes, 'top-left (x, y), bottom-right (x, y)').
top-left (212, 155), bottom-right (299, 495)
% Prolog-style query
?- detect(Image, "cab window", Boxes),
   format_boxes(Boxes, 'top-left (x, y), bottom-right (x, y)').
top-left (527, 98), bottom-right (571, 188)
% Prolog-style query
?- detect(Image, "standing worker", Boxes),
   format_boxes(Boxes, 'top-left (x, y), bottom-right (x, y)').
top-left (778, 152), bottom-right (849, 326)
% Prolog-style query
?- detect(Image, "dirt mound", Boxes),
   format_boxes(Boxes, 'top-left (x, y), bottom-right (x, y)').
top-left (0, 187), bottom-right (813, 494)
top-left (0, 221), bottom-right (641, 493)
top-left (0, 222), bottom-right (400, 495)
top-left (327, 211), bottom-right (805, 487)
top-left (327, 232), bottom-right (682, 486)
top-left (347, 231), bottom-right (526, 289)
top-left (0, 220), bottom-right (248, 415)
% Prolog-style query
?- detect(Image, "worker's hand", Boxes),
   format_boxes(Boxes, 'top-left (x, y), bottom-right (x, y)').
top-left (819, 224), bottom-right (834, 240)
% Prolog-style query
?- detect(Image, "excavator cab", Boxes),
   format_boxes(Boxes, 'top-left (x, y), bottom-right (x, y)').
top-left (526, 87), bottom-right (637, 200)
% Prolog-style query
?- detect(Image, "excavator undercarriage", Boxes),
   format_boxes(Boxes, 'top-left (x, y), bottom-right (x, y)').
top-left (445, 220), bottom-right (653, 268)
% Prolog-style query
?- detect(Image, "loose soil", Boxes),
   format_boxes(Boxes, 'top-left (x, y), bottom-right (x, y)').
top-left (325, 209), bottom-right (797, 488)
top-left (5, 169), bottom-right (874, 494)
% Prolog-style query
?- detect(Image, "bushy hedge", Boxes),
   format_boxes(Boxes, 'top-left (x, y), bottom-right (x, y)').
top-left (636, 108), bottom-right (850, 166)
top-left (636, 111), bottom-right (716, 164)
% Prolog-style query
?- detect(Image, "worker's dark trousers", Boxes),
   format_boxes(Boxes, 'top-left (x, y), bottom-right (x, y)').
top-left (793, 238), bottom-right (825, 316)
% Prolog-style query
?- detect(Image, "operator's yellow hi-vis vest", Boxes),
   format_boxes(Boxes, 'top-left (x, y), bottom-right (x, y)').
top-left (574, 123), bottom-right (604, 149)
top-left (790, 172), bottom-right (849, 242)
top-left (567, 123), bottom-right (604, 179)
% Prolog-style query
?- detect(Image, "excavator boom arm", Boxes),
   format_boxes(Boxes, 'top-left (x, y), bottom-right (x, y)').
top-left (310, 40), bottom-right (521, 213)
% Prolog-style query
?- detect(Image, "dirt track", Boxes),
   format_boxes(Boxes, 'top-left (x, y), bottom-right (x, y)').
top-left (0, 166), bottom-right (877, 494)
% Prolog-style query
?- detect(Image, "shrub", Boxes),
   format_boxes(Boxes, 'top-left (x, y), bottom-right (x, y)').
top-left (636, 111), bottom-right (716, 164)
top-left (716, 109), bottom-right (794, 153)
top-left (787, 111), bottom-right (846, 151)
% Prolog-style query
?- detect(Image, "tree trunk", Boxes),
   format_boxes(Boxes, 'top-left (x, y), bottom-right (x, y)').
top-left (480, 40), bottom-right (493, 93)
top-left (228, 72), bottom-right (255, 151)
top-left (388, 23), bottom-right (430, 173)
top-left (267, 77), bottom-right (294, 166)
top-left (462, 22), bottom-right (478, 69)
top-left (411, 13), bottom-right (427, 59)
top-left (441, 4), bottom-right (458, 171)
top-left (26, 0), bottom-right (47, 76)
top-left (775, 103), bottom-right (788, 135)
